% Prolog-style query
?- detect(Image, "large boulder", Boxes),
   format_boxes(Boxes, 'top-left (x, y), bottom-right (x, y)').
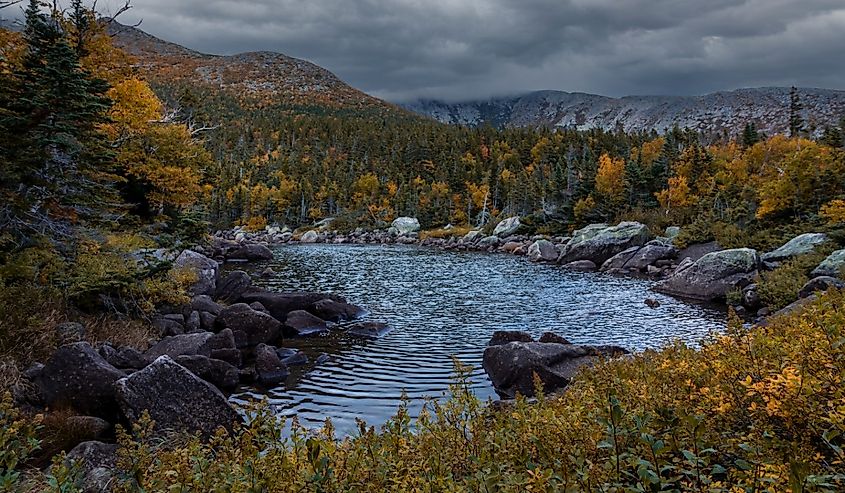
top-left (254, 344), bottom-right (289, 386)
top-left (173, 250), bottom-right (219, 297)
top-left (308, 298), bottom-right (365, 322)
top-left (145, 332), bottom-right (214, 360)
top-left (215, 271), bottom-right (253, 304)
top-left (215, 303), bottom-right (282, 348)
top-left (799, 276), bottom-right (845, 299)
top-left (225, 244), bottom-right (274, 261)
top-left (239, 291), bottom-right (345, 322)
top-left (174, 355), bottom-right (240, 392)
top-left (654, 248), bottom-right (761, 301)
top-left (31, 343), bottom-right (124, 421)
top-left (761, 233), bottom-right (830, 263)
top-left (493, 217), bottom-right (521, 237)
top-left (115, 356), bottom-right (241, 437)
top-left (300, 230), bottom-right (319, 243)
top-left (600, 247), bottom-right (641, 272)
top-left (527, 240), bottom-right (558, 262)
top-left (64, 441), bottom-right (118, 493)
top-left (392, 217), bottom-right (421, 235)
top-left (677, 241), bottom-right (722, 263)
top-left (558, 222), bottom-right (653, 267)
top-left (812, 249), bottom-right (845, 278)
top-left (283, 310), bottom-right (329, 337)
top-left (483, 342), bottom-right (624, 398)
top-left (462, 230), bottom-right (483, 244)
top-left (621, 244), bottom-right (678, 272)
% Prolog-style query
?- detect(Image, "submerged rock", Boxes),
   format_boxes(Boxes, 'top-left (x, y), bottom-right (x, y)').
top-left (309, 298), bottom-right (365, 322)
top-left (346, 322), bottom-right (390, 339)
top-left (283, 310), bottom-right (329, 337)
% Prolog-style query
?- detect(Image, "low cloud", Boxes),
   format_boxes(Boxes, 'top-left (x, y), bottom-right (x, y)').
top-left (26, 1), bottom-right (845, 101)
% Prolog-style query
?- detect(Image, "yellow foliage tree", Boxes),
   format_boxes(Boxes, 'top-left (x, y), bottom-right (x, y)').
top-left (595, 153), bottom-right (626, 203)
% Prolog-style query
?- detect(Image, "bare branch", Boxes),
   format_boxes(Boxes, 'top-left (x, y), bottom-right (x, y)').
top-left (0, 1), bottom-right (22, 11)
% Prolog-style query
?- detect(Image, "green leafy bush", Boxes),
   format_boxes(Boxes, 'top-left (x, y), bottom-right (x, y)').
top-left (758, 251), bottom-right (831, 310)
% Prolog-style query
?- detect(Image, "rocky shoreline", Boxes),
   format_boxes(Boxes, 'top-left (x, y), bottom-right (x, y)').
top-left (218, 217), bottom-right (845, 320)
top-left (16, 217), bottom-right (845, 490)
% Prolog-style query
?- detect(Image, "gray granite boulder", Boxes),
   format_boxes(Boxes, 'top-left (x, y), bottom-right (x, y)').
top-left (655, 248), bottom-right (761, 301)
top-left (115, 356), bottom-right (241, 437)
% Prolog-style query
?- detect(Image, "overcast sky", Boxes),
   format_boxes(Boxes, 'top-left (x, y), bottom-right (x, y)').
top-left (21, 1), bottom-right (845, 102)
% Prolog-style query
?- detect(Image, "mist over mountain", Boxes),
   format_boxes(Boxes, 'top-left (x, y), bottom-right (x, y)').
top-left (404, 88), bottom-right (845, 136)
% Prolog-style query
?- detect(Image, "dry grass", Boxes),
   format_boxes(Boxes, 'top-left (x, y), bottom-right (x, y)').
top-left (419, 226), bottom-right (472, 240)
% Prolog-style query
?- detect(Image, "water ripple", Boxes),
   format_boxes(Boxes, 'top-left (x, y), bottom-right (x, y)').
top-left (229, 244), bottom-right (725, 433)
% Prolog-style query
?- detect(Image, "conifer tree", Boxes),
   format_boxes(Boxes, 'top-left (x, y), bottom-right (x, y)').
top-left (788, 86), bottom-right (805, 138)
top-left (0, 0), bottom-right (115, 242)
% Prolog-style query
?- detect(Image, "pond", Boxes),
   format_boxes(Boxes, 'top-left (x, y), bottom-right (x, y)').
top-left (230, 244), bottom-right (724, 434)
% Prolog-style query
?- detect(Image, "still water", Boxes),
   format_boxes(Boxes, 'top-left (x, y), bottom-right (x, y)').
top-left (230, 244), bottom-right (724, 434)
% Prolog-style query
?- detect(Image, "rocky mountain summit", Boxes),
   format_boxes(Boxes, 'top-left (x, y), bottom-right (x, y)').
top-left (106, 21), bottom-right (396, 110)
top-left (404, 88), bottom-right (845, 136)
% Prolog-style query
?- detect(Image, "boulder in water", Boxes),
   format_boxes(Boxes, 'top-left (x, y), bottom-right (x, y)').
top-left (483, 342), bottom-right (624, 398)
top-left (527, 240), bottom-right (558, 262)
top-left (226, 244), bottom-right (274, 261)
top-left (558, 222), bottom-right (652, 267)
top-left (215, 303), bottom-right (282, 348)
top-left (654, 248), bottom-right (761, 301)
top-left (300, 230), bottom-right (319, 243)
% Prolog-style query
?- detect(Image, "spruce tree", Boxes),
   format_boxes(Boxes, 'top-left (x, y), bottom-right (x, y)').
top-left (788, 86), bottom-right (805, 138)
top-left (742, 122), bottom-right (761, 148)
top-left (0, 0), bottom-right (114, 242)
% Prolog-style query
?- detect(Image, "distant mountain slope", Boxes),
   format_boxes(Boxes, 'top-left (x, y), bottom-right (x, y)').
top-left (107, 21), bottom-right (397, 111)
top-left (404, 88), bottom-right (845, 136)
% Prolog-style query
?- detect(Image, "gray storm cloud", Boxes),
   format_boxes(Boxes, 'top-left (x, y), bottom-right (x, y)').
top-left (41, 1), bottom-right (845, 101)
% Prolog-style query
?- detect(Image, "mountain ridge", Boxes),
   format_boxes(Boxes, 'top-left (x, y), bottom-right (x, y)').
top-left (105, 21), bottom-right (398, 111)
top-left (403, 87), bottom-right (845, 136)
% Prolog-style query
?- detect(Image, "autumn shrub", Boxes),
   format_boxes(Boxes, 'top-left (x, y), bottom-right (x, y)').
top-left (82, 291), bottom-right (845, 492)
top-left (673, 217), bottom-right (716, 249)
top-left (758, 251), bottom-right (832, 310)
